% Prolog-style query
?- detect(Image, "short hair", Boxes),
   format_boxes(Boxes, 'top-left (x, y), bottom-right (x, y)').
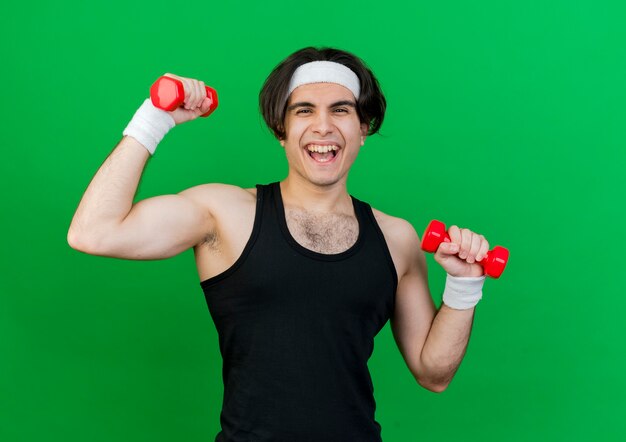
top-left (259, 47), bottom-right (386, 140)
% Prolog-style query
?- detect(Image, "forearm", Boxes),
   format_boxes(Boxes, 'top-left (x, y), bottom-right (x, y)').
top-left (68, 136), bottom-right (149, 245)
top-left (418, 304), bottom-right (475, 390)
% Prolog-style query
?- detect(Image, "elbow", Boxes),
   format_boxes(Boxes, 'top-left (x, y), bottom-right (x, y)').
top-left (414, 370), bottom-right (451, 393)
top-left (67, 228), bottom-right (99, 254)
top-left (417, 377), bottom-right (450, 393)
top-left (67, 228), bottom-right (81, 250)
top-left (422, 381), bottom-right (449, 393)
top-left (413, 353), bottom-right (456, 393)
top-left (67, 229), bottom-right (87, 252)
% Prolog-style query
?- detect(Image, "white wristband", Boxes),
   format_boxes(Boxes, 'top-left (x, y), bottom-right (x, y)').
top-left (442, 274), bottom-right (486, 310)
top-left (122, 98), bottom-right (175, 155)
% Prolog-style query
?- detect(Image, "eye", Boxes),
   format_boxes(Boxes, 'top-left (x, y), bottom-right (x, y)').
top-left (334, 108), bottom-right (349, 113)
top-left (295, 108), bottom-right (312, 114)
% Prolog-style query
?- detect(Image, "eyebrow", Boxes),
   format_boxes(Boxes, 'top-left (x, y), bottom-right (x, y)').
top-left (286, 100), bottom-right (357, 112)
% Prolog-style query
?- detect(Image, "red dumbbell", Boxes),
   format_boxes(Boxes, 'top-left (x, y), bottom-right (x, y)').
top-left (150, 76), bottom-right (219, 117)
top-left (421, 220), bottom-right (509, 279)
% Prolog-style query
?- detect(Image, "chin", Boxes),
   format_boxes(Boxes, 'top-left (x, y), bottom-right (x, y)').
top-left (307, 174), bottom-right (344, 188)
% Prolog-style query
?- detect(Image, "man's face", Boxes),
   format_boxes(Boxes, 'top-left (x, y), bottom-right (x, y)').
top-left (280, 82), bottom-right (368, 188)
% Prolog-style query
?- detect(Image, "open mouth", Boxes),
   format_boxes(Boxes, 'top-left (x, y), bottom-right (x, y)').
top-left (305, 144), bottom-right (340, 164)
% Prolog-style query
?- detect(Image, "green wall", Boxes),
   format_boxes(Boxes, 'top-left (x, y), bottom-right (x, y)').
top-left (1, 1), bottom-right (624, 441)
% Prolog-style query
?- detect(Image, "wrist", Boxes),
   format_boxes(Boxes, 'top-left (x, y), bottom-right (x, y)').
top-left (122, 98), bottom-right (175, 155)
top-left (442, 273), bottom-right (486, 310)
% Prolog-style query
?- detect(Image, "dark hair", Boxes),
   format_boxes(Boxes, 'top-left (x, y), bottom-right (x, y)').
top-left (259, 47), bottom-right (386, 139)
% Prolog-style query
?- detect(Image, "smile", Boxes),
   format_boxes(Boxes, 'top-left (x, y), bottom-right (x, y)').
top-left (304, 143), bottom-right (340, 164)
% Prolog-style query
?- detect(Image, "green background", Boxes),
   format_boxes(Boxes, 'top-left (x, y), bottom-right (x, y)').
top-left (1, 0), bottom-right (624, 440)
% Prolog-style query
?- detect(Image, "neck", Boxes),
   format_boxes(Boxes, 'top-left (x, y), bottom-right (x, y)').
top-left (280, 173), bottom-right (352, 214)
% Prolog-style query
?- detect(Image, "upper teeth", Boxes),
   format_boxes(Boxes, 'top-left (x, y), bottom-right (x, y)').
top-left (307, 144), bottom-right (339, 153)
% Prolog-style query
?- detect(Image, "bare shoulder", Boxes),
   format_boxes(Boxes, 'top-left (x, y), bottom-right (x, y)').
top-left (176, 184), bottom-right (258, 242)
top-left (370, 207), bottom-right (424, 278)
top-left (371, 207), bottom-right (421, 246)
top-left (177, 183), bottom-right (257, 212)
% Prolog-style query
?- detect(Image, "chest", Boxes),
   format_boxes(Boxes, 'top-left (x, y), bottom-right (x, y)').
top-left (284, 207), bottom-right (359, 254)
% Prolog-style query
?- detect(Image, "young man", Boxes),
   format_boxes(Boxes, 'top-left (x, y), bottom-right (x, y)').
top-left (68, 47), bottom-right (491, 441)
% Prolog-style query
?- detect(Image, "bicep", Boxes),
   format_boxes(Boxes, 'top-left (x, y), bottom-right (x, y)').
top-left (92, 187), bottom-right (215, 260)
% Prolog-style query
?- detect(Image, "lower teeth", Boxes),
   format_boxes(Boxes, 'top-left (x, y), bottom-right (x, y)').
top-left (309, 151), bottom-right (335, 162)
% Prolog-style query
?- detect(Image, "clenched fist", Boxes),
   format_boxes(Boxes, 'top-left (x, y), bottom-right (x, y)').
top-left (433, 225), bottom-right (490, 278)
top-left (159, 73), bottom-right (215, 125)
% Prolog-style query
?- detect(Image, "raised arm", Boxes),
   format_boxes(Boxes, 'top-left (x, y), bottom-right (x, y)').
top-left (67, 74), bottom-right (216, 259)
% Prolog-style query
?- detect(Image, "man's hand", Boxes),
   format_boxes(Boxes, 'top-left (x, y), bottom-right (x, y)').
top-left (433, 225), bottom-right (490, 277)
top-left (161, 73), bottom-right (214, 125)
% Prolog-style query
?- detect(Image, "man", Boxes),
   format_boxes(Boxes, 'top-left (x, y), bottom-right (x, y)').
top-left (68, 47), bottom-right (490, 441)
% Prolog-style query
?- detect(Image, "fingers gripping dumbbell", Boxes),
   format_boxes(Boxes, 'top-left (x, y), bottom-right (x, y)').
top-left (421, 220), bottom-right (510, 278)
top-left (150, 76), bottom-right (219, 117)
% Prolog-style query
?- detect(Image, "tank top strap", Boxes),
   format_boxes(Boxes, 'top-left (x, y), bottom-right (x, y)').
top-left (254, 182), bottom-right (269, 219)
top-left (354, 197), bottom-right (399, 293)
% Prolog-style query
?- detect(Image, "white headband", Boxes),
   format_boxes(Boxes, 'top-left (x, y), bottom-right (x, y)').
top-left (286, 61), bottom-right (361, 102)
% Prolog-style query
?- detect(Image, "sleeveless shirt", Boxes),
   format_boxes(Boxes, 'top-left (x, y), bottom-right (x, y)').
top-left (200, 182), bottom-right (398, 442)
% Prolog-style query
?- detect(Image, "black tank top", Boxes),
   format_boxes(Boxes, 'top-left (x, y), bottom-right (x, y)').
top-left (200, 182), bottom-right (397, 442)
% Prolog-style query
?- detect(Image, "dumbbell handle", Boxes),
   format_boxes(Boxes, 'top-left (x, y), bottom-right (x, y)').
top-left (421, 219), bottom-right (509, 279)
top-left (150, 76), bottom-right (219, 118)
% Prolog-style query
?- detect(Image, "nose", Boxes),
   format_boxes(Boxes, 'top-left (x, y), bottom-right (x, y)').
top-left (311, 110), bottom-right (334, 136)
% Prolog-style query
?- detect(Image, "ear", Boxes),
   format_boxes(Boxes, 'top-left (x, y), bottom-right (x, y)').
top-left (360, 123), bottom-right (368, 146)
top-left (276, 124), bottom-right (286, 147)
